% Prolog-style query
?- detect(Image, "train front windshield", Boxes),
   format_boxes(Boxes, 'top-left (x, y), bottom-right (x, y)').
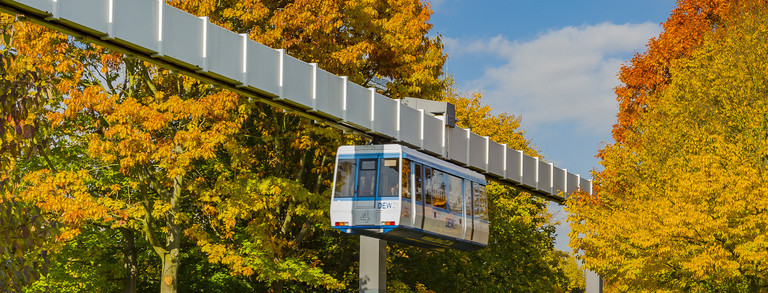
top-left (334, 160), bottom-right (356, 197)
top-left (334, 157), bottom-right (400, 198)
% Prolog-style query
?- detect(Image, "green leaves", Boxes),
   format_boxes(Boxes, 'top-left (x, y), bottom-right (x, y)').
top-left (0, 197), bottom-right (56, 292)
top-left (0, 18), bottom-right (59, 292)
top-left (0, 1), bottom-right (579, 292)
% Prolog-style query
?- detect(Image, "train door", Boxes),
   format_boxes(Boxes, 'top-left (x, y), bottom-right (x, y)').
top-left (468, 182), bottom-right (475, 241)
top-left (413, 163), bottom-right (424, 229)
top-left (473, 184), bottom-right (489, 245)
top-left (353, 157), bottom-right (379, 226)
top-left (400, 159), bottom-right (415, 227)
top-left (462, 180), bottom-right (471, 240)
top-left (422, 166), bottom-right (433, 230)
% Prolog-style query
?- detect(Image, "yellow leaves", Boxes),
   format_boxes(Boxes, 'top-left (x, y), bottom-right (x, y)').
top-left (152, 201), bottom-right (173, 219)
top-left (572, 4), bottom-right (768, 290)
top-left (195, 238), bottom-right (261, 278)
top-left (612, 0), bottom-right (733, 143)
top-left (2, 17), bottom-right (84, 86)
top-left (181, 175), bottom-right (335, 282)
top-left (5, 1), bottom-right (446, 289)
top-left (56, 227), bottom-right (81, 242)
top-left (180, 0), bottom-right (446, 99)
top-left (106, 184), bottom-right (122, 197)
top-left (20, 170), bottom-right (115, 228)
top-left (54, 76), bottom-right (246, 176)
top-left (217, 1), bottom-right (270, 32)
top-left (98, 53), bottom-right (123, 75)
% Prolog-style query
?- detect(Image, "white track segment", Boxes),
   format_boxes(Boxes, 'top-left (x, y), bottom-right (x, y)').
top-left (0, 0), bottom-right (592, 203)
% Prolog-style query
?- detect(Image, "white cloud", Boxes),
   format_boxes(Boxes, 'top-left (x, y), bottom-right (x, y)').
top-left (445, 22), bottom-right (661, 134)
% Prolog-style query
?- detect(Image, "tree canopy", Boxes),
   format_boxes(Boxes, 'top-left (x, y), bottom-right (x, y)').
top-left (0, 16), bottom-right (61, 291)
top-left (570, 2), bottom-right (768, 291)
top-left (0, 1), bottom-right (583, 292)
top-left (611, 0), bottom-right (731, 143)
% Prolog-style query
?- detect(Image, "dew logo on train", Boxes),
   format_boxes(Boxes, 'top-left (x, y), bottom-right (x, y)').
top-left (330, 144), bottom-right (489, 251)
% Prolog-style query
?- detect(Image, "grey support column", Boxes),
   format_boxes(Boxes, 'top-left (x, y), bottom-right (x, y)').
top-left (586, 270), bottom-right (603, 293)
top-left (359, 236), bottom-right (386, 293)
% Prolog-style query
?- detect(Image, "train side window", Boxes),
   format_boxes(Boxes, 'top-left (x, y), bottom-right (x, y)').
top-left (465, 181), bottom-right (473, 218)
top-left (402, 159), bottom-right (412, 199)
top-left (357, 159), bottom-right (378, 197)
top-left (424, 167), bottom-right (433, 205)
top-left (474, 184), bottom-right (488, 221)
top-left (448, 175), bottom-right (462, 213)
top-left (479, 185), bottom-right (488, 221)
top-left (414, 164), bottom-right (423, 202)
top-left (378, 158), bottom-right (399, 197)
top-left (432, 170), bottom-right (447, 209)
top-left (334, 159), bottom-right (356, 198)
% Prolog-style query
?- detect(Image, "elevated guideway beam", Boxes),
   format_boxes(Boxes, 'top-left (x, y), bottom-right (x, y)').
top-left (0, 0), bottom-right (591, 203)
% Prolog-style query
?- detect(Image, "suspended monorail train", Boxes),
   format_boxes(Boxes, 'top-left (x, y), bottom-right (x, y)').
top-left (330, 144), bottom-right (489, 251)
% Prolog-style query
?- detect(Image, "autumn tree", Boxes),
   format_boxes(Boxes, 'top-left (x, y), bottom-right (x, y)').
top-left (1, 1), bottom-right (578, 292)
top-left (569, 3), bottom-right (768, 291)
top-left (0, 16), bottom-right (63, 291)
top-left (612, 0), bottom-right (731, 143)
top-left (163, 0), bottom-right (447, 291)
top-left (152, 1), bottom-right (448, 291)
top-left (4, 0), bottom-right (446, 292)
top-left (558, 252), bottom-right (585, 293)
top-left (594, 0), bottom-right (735, 220)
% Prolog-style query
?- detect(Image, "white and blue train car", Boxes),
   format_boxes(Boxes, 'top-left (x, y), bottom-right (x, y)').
top-left (330, 144), bottom-right (489, 251)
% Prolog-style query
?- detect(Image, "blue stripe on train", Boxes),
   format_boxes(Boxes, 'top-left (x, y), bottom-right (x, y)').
top-left (334, 224), bottom-right (485, 248)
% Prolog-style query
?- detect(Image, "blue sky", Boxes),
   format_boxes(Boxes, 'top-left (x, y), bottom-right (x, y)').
top-left (428, 0), bottom-right (677, 252)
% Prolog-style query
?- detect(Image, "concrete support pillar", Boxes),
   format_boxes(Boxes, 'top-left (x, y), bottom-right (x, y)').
top-left (359, 236), bottom-right (386, 293)
top-left (586, 270), bottom-right (603, 293)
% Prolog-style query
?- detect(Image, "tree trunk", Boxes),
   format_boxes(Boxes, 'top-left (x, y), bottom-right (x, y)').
top-left (159, 247), bottom-right (179, 293)
top-left (121, 228), bottom-right (138, 293)
top-left (160, 174), bottom-right (182, 293)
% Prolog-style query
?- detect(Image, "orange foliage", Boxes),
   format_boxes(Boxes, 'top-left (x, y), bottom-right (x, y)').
top-left (612, 0), bottom-right (731, 143)
top-left (596, 0), bottom-right (739, 204)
